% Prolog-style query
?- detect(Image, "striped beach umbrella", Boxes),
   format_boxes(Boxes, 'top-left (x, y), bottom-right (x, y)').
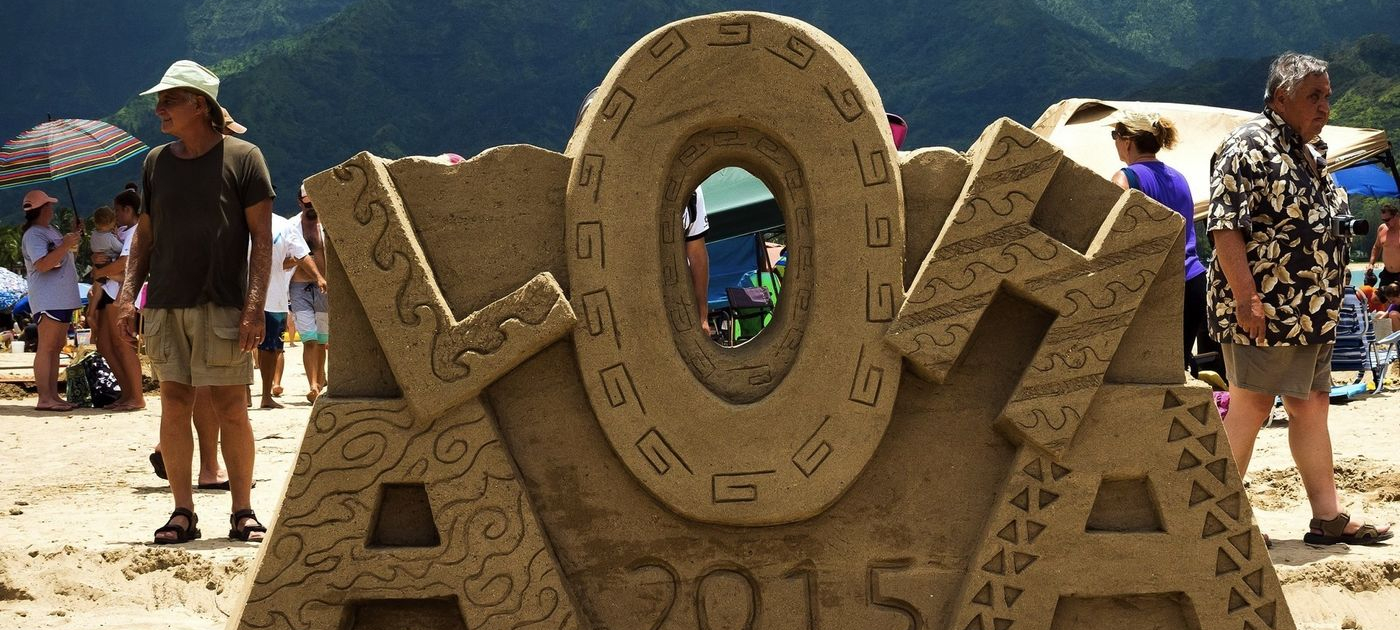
top-left (0, 119), bottom-right (147, 191)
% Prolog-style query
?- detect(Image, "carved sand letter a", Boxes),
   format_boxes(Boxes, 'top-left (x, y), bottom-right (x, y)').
top-left (567, 12), bottom-right (905, 526)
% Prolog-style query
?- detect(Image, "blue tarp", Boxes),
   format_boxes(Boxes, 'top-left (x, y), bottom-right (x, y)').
top-left (1335, 162), bottom-right (1399, 198)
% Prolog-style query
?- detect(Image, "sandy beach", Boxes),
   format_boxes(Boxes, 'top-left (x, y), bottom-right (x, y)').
top-left (1, 349), bottom-right (1398, 629)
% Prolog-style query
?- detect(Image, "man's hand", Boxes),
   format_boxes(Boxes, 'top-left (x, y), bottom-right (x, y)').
top-left (115, 299), bottom-right (139, 345)
top-left (315, 274), bottom-right (327, 295)
top-left (239, 308), bottom-right (265, 352)
top-left (1236, 293), bottom-right (1268, 343)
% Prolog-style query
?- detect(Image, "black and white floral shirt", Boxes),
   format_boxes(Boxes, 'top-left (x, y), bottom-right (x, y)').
top-left (1205, 107), bottom-right (1348, 346)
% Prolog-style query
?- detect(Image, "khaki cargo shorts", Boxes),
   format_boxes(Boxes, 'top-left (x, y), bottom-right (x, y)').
top-left (142, 303), bottom-right (252, 387)
top-left (1220, 342), bottom-right (1332, 399)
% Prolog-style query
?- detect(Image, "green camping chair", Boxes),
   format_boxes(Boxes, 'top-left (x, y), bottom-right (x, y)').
top-left (718, 234), bottom-right (782, 345)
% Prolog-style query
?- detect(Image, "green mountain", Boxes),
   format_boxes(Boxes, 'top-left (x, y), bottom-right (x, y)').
top-left (1033, 0), bottom-right (1400, 67)
top-left (0, 0), bottom-right (355, 143)
top-left (1130, 34), bottom-right (1400, 142)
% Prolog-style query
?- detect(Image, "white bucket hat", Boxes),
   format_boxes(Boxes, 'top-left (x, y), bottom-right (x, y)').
top-left (141, 60), bottom-right (225, 132)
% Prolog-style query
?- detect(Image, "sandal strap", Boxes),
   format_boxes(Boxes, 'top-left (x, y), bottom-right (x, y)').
top-left (1310, 512), bottom-right (1351, 536)
top-left (1352, 524), bottom-right (1383, 540)
top-left (231, 509), bottom-right (266, 531)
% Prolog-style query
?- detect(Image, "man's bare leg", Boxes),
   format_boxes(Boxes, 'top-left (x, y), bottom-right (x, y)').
top-left (192, 387), bottom-right (227, 486)
top-left (258, 349), bottom-right (283, 408)
top-left (154, 382), bottom-right (196, 543)
top-left (272, 352), bottom-right (284, 397)
top-left (1223, 385), bottom-right (1275, 477)
top-left (208, 384), bottom-right (262, 542)
top-left (304, 341), bottom-right (325, 401)
top-left (1283, 390), bottom-right (1389, 536)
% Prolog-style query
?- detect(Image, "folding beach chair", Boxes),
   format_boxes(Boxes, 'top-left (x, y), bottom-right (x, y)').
top-left (1329, 289), bottom-right (1397, 401)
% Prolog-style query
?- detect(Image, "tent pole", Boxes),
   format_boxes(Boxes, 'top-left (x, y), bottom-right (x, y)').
top-left (1380, 150), bottom-right (1400, 196)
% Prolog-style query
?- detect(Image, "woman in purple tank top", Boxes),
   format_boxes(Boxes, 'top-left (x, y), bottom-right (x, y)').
top-left (1110, 111), bottom-right (1208, 374)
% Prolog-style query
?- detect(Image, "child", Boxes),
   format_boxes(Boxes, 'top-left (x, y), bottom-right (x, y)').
top-left (1378, 282), bottom-right (1400, 332)
top-left (84, 206), bottom-right (123, 332)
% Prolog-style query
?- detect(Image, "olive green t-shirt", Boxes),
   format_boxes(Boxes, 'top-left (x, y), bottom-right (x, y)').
top-left (141, 137), bottom-right (274, 309)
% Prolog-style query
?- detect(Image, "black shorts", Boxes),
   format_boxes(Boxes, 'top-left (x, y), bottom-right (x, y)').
top-left (1380, 268), bottom-right (1400, 289)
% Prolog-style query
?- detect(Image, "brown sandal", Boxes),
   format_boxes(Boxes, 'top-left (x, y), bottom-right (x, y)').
top-left (1304, 513), bottom-right (1393, 546)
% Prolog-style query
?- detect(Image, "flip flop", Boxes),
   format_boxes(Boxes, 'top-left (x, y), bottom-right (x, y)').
top-left (149, 451), bottom-right (167, 480)
top-left (195, 480), bottom-right (255, 490)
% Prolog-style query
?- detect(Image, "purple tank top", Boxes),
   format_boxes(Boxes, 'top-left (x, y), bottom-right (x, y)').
top-left (1125, 161), bottom-right (1206, 280)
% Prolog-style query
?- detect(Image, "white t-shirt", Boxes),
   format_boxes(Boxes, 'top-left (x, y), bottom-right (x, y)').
top-left (681, 187), bottom-right (709, 241)
top-left (101, 225), bottom-right (134, 300)
top-left (264, 214), bottom-right (310, 313)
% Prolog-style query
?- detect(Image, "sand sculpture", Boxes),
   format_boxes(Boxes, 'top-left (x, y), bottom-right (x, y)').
top-left (229, 11), bottom-right (1295, 630)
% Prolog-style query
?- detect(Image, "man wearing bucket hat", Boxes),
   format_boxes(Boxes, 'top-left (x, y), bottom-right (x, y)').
top-left (115, 59), bottom-right (274, 545)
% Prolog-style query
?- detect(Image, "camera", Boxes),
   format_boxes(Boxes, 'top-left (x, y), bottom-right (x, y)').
top-left (1331, 214), bottom-right (1369, 239)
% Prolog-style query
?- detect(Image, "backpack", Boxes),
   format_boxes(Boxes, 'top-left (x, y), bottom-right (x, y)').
top-left (65, 351), bottom-right (121, 408)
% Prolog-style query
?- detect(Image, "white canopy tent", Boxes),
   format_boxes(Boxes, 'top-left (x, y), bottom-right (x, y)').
top-left (1032, 99), bottom-right (1393, 219)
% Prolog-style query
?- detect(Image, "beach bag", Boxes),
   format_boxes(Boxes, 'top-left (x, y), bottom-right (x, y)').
top-left (65, 352), bottom-right (121, 408)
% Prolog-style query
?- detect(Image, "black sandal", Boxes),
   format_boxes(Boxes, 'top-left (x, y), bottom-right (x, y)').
top-left (153, 507), bottom-right (200, 544)
top-left (229, 508), bottom-right (267, 542)
top-left (1303, 512), bottom-right (1394, 546)
top-left (149, 451), bottom-right (167, 480)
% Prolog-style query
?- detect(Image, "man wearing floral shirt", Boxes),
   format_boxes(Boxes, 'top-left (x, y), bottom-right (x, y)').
top-left (1207, 52), bottom-right (1390, 545)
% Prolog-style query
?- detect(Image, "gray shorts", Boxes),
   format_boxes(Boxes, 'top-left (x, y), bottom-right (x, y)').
top-left (1220, 343), bottom-right (1332, 399)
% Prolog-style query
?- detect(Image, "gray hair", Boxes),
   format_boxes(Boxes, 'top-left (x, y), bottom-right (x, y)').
top-left (1264, 52), bottom-right (1328, 105)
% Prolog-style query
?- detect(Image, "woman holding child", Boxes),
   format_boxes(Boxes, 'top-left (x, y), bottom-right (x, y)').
top-left (89, 184), bottom-right (146, 411)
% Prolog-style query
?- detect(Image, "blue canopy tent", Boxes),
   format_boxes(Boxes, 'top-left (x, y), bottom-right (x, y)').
top-left (1334, 153), bottom-right (1400, 199)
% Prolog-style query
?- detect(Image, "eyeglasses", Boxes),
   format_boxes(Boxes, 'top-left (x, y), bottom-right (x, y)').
top-left (1110, 130), bottom-right (1123, 140)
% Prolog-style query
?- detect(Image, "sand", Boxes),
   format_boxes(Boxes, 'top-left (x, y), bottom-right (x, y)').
top-left (1, 350), bottom-right (1398, 629)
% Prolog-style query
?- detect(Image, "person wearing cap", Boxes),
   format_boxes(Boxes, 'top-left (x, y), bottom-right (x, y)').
top-left (19, 190), bottom-right (82, 411)
top-left (115, 60), bottom-right (274, 544)
top-left (1108, 111), bottom-right (1205, 374)
top-left (1208, 52), bottom-right (1390, 546)
top-left (289, 184), bottom-right (330, 401)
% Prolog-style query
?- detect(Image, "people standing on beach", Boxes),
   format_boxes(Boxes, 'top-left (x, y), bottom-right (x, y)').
top-left (1109, 110), bottom-right (1205, 374)
top-left (89, 187), bottom-right (146, 411)
top-left (257, 212), bottom-right (315, 409)
top-left (115, 60), bottom-right (273, 544)
top-left (289, 185), bottom-right (329, 402)
top-left (1369, 203), bottom-right (1399, 287)
top-left (19, 190), bottom-right (82, 412)
top-left (1207, 52), bottom-right (1391, 545)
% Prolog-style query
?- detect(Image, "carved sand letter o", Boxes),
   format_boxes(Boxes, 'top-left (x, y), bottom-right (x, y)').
top-left (566, 12), bottom-right (904, 525)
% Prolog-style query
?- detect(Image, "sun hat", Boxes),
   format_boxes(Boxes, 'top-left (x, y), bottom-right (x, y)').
top-left (141, 60), bottom-right (225, 132)
top-left (21, 190), bottom-right (59, 213)
top-left (1111, 110), bottom-right (1162, 135)
top-left (221, 107), bottom-right (247, 135)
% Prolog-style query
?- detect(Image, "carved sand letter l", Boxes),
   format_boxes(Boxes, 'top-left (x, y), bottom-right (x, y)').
top-left (567, 12), bottom-right (905, 526)
top-left (314, 154), bottom-right (577, 421)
